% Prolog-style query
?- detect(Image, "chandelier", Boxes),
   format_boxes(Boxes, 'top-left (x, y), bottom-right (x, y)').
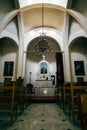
top-left (34, 2), bottom-right (51, 57)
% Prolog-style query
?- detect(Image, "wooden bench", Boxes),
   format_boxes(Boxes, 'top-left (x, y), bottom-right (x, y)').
top-left (68, 85), bottom-right (87, 124)
top-left (79, 94), bottom-right (87, 130)
top-left (26, 83), bottom-right (35, 102)
top-left (0, 86), bottom-right (18, 125)
top-left (55, 85), bottom-right (64, 108)
top-left (63, 84), bottom-right (71, 114)
top-left (15, 77), bottom-right (25, 114)
top-left (15, 87), bottom-right (25, 114)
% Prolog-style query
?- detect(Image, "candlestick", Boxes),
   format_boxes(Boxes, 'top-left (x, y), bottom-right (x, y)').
top-left (29, 72), bottom-right (32, 83)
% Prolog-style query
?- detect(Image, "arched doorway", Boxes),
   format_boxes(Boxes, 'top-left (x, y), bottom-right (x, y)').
top-left (25, 36), bottom-right (61, 86)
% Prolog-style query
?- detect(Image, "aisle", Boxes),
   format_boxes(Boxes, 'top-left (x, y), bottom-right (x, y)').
top-left (7, 103), bottom-right (81, 130)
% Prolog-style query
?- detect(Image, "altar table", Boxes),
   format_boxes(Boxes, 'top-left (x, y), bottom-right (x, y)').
top-left (35, 80), bottom-right (53, 87)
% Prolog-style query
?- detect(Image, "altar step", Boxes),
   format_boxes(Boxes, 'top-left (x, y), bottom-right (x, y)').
top-left (32, 96), bottom-right (56, 103)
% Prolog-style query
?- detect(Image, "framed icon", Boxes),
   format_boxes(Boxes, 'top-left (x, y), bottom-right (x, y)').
top-left (74, 61), bottom-right (85, 76)
top-left (3, 61), bottom-right (14, 76)
top-left (40, 62), bottom-right (47, 74)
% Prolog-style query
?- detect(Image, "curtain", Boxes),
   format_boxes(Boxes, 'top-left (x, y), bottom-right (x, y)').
top-left (56, 52), bottom-right (64, 86)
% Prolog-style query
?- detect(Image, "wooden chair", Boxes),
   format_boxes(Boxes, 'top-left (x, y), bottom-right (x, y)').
top-left (63, 83), bottom-right (71, 114)
top-left (77, 77), bottom-right (84, 85)
top-left (26, 83), bottom-right (35, 102)
top-left (59, 85), bottom-right (64, 109)
top-left (0, 85), bottom-right (18, 125)
top-left (55, 87), bottom-right (59, 102)
top-left (80, 94), bottom-right (87, 130)
top-left (68, 85), bottom-right (87, 124)
top-left (4, 77), bottom-right (12, 86)
top-left (15, 77), bottom-right (25, 114)
top-left (55, 85), bottom-right (64, 108)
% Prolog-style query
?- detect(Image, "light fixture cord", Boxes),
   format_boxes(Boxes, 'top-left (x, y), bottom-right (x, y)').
top-left (42, 1), bottom-right (44, 35)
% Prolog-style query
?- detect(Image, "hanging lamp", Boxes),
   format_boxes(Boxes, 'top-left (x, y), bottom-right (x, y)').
top-left (34, 2), bottom-right (51, 57)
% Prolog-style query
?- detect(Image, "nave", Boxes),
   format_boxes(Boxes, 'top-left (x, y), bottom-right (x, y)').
top-left (0, 103), bottom-right (81, 130)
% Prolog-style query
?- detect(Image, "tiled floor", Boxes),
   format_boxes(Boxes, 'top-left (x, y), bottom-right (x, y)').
top-left (0, 103), bottom-right (81, 130)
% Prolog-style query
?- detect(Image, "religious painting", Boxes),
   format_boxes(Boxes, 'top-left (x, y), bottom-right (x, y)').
top-left (3, 61), bottom-right (14, 76)
top-left (40, 62), bottom-right (47, 74)
top-left (74, 61), bottom-right (85, 76)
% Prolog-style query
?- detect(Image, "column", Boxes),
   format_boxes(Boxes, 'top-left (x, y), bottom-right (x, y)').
top-left (22, 52), bottom-right (26, 77)
top-left (63, 13), bottom-right (71, 82)
top-left (17, 13), bottom-right (24, 78)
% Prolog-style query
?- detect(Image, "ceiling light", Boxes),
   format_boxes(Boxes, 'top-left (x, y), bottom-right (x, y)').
top-left (34, 2), bottom-right (51, 57)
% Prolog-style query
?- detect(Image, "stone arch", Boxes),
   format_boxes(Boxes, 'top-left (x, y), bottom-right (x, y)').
top-left (24, 28), bottom-right (63, 52)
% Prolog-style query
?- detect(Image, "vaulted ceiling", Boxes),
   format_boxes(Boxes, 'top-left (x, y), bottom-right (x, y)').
top-left (12, 0), bottom-right (87, 36)
top-left (0, 0), bottom-right (87, 52)
top-left (13, 0), bottom-right (74, 34)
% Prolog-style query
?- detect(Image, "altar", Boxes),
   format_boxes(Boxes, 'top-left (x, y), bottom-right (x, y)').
top-left (35, 80), bottom-right (53, 87)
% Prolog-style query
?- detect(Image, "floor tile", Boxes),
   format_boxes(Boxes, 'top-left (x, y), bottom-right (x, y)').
top-left (0, 103), bottom-right (81, 130)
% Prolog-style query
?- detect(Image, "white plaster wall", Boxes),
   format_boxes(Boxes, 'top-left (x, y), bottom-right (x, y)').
top-left (69, 0), bottom-right (87, 45)
top-left (69, 30), bottom-right (87, 45)
top-left (70, 40), bottom-right (87, 82)
top-left (73, 0), bottom-right (87, 17)
top-left (68, 2), bottom-right (87, 82)
top-left (69, 20), bottom-right (83, 36)
top-left (70, 52), bottom-right (86, 82)
top-left (0, 30), bottom-right (18, 46)
top-left (24, 28), bottom-right (63, 52)
top-left (0, 0), bottom-right (19, 46)
top-left (0, 0), bottom-right (15, 20)
top-left (5, 20), bottom-right (19, 37)
top-left (25, 51), bottom-right (57, 87)
top-left (0, 43), bottom-right (17, 82)
top-left (68, 16), bottom-right (87, 45)
top-left (25, 60), bottom-right (38, 87)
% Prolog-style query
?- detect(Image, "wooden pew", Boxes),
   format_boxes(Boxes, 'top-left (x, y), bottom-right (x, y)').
top-left (15, 77), bottom-right (30, 112)
top-left (68, 85), bottom-right (87, 124)
top-left (0, 85), bottom-right (17, 125)
top-left (55, 87), bottom-right (59, 100)
top-left (79, 94), bottom-right (87, 130)
top-left (63, 84), bottom-right (71, 114)
top-left (55, 85), bottom-right (64, 108)
top-left (26, 83), bottom-right (35, 102)
top-left (59, 86), bottom-right (64, 109)
top-left (15, 77), bottom-right (25, 114)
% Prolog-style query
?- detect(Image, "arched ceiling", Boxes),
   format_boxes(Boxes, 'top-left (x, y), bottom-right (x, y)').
top-left (13, 0), bottom-right (72, 34)
top-left (22, 6), bottom-right (65, 33)
top-left (1, 0), bottom-right (86, 49)
top-left (1, 0), bottom-right (87, 37)
top-left (13, 0), bottom-right (87, 35)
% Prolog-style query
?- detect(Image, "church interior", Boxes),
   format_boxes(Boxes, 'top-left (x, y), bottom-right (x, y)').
top-left (0, 0), bottom-right (87, 130)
